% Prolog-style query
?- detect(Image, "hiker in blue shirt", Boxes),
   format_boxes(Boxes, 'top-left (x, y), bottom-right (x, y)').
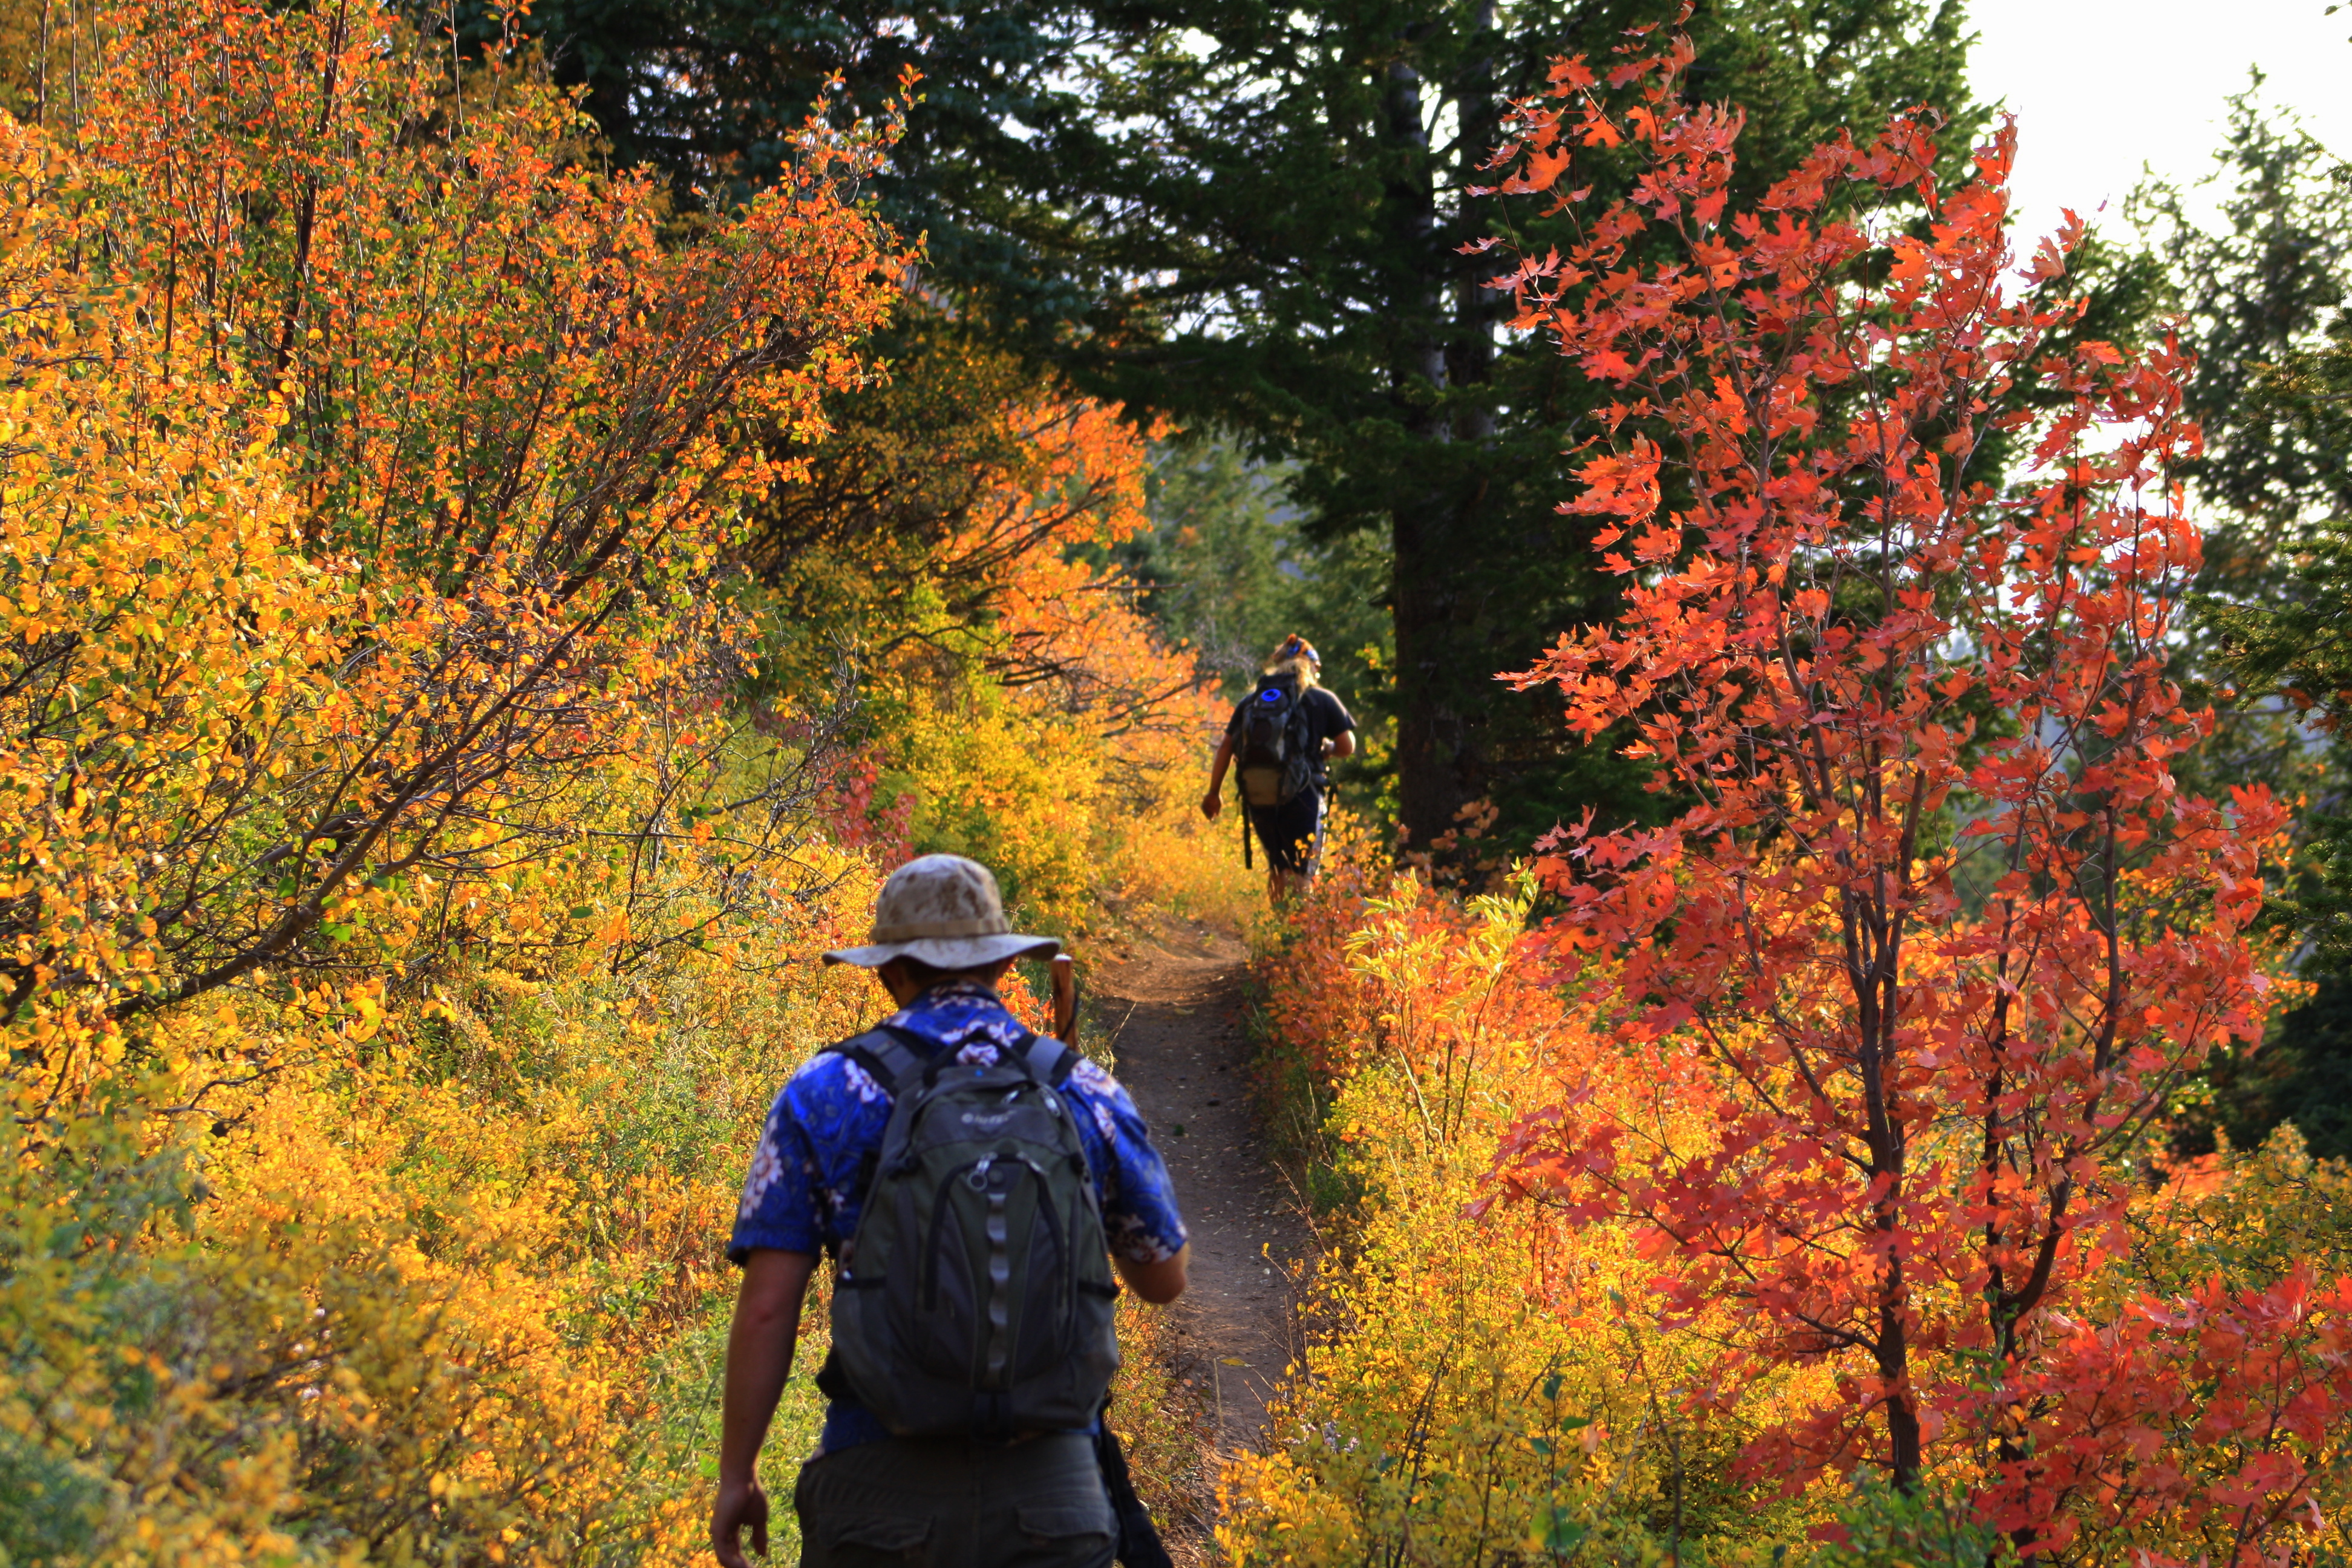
top-left (1201, 634), bottom-right (1356, 901)
top-left (713, 854), bottom-right (1189, 1568)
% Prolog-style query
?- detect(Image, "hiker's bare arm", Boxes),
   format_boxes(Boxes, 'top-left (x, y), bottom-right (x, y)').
top-left (1117, 1244), bottom-right (1189, 1305)
top-left (1324, 731), bottom-right (1355, 761)
top-left (712, 1249), bottom-right (818, 1568)
top-left (1201, 733), bottom-right (1235, 820)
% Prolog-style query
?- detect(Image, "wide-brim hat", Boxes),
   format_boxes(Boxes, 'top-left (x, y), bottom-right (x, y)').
top-left (823, 852), bottom-right (1060, 970)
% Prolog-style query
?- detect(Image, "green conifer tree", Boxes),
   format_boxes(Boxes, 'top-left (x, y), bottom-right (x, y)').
top-left (477, 0), bottom-right (1979, 849)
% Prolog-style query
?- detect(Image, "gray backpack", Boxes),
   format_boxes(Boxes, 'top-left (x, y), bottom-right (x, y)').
top-left (822, 1024), bottom-right (1123, 1439)
top-left (1236, 673), bottom-right (1317, 808)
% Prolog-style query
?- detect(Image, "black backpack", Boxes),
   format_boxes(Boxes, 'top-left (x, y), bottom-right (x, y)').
top-left (819, 1024), bottom-right (1122, 1440)
top-left (1236, 673), bottom-right (1316, 808)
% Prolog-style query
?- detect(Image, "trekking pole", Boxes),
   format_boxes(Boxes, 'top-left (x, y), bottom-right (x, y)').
top-left (1240, 802), bottom-right (1252, 872)
top-left (1307, 786), bottom-right (1328, 886)
top-left (1050, 953), bottom-right (1078, 1043)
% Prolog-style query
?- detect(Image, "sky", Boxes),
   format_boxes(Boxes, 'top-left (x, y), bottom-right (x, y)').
top-left (1967, 0), bottom-right (2352, 249)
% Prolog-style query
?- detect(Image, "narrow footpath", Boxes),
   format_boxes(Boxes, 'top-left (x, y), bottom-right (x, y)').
top-left (1091, 916), bottom-right (1315, 1463)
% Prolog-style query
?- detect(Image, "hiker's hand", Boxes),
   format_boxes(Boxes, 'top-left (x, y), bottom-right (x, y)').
top-left (711, 1476), bottom-right (769, 1567)
top-left (1200, 789), bottom-right (1221, 821)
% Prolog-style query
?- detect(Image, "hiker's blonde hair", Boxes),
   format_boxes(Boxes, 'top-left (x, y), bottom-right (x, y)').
top-left (1263, 634), bottom-right (1321, 690)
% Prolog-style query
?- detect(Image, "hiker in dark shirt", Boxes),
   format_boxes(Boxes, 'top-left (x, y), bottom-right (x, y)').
top-left (712, 854), bottom-right (1189, 1568)
top-left (1201, 635), bottom-right (1355, 901)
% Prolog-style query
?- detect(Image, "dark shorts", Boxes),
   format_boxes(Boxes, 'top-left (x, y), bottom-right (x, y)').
top-left (794, 1431), bottom-right (1116, 1568)
top-left (1247, 787), bottom-right (1323, 874)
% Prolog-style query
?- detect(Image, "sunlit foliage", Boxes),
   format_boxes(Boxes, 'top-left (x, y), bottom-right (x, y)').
top-left (1233, 21), bottom-right (2352, 1568)
top-left (755, 323), bottom-right (1251, 936)
top-left (1227, 840), bottom-right (1829, 1566)
top-left (0, 0), bottom-right (1240, 1560)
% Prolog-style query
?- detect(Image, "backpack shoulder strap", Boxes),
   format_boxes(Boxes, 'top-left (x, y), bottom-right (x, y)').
top-left (817, 1027), bottom-right (933, 1259)
top-left (825, 1025), bottom-right (929, 1096)
top-left (1019, 1030), bottom-right (1080, 1088)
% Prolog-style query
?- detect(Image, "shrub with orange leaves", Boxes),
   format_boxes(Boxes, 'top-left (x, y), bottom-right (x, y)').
top-left (0, 0), bottom-right (911, 1057)
top-left (1243, 855), bottom-right (2352, 1568)
top-left (0, 5), bottom-right (1243, 1560)
top-left (1463, 20), bottom-right (2340, 1564)
top-left (0, 0), bottom-right (927, 1558)
top-left (1231, 24), bottom-right (2352, 1566)
top-left (762, 322), bottom-right (1253, 939)
top-left (1232, 841), bottom-right (1835, 1566)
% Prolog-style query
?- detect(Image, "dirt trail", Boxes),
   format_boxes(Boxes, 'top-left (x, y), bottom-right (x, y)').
top-left (1091, 915), bottom-right (1314, 1459)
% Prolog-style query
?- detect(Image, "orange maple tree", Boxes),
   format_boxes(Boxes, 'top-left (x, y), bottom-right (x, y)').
top-left (1477, 25), bottom-right (2349, 1558)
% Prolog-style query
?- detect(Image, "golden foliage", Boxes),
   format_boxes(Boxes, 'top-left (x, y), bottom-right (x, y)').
top-left (0, 4), bottom-right (1236, 1560)
top-left (763, 324), bottom-right (1254, 938)
top-left (1243, 841), bottom-right (2352, 1567)
top-left (1228, 846), bottom-right (1831, 1564)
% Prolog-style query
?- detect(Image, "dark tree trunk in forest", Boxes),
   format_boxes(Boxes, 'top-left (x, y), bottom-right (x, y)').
top-left (1390, 1), bottom-right (1508, 851)
top-left (502, 0), bottom-right (1985, 857)
top-left (1382, 39), bottom-right (1475, 848)
top-left (1451, 0), bottom-right (1498, 447)
top-left (1392, 501), bottom-right (1474, 848)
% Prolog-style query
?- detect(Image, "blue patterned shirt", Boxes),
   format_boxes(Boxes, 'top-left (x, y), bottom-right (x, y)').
top-left (730, 980), bottom-right (1188, 1449)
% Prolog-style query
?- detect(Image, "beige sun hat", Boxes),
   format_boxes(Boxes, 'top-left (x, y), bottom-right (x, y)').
top-left (823, 854), bottom-right (1060, 970)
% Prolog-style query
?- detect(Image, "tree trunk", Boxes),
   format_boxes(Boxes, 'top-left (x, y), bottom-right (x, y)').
top-left (1449, 0), bottom-right (1498, 447)
top-left (1390, 2), bottom-right (1515, 852)
top-left (1857, 950), bottom-right (1921, 1492)
top-left (1884, 1377), bottom-right (1923, 1493)
top-left (1385, 33), bottom-right (1474, 850)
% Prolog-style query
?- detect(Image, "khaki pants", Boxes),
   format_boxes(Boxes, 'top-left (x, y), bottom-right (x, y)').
top-left (792, 1432), bottom-right (1117, 1568)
